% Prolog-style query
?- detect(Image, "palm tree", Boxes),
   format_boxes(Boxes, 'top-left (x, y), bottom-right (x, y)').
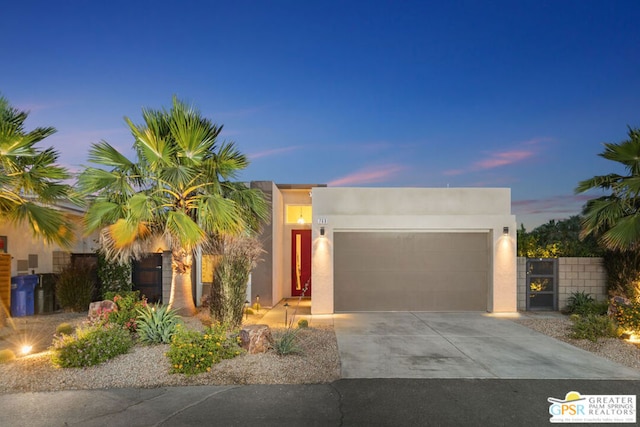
top-left (575, 127), bottom-right (640, 251)
top-left (77, 97), bottom-right (269, 315)
top-left (0, 95), bottom-right (74, 247)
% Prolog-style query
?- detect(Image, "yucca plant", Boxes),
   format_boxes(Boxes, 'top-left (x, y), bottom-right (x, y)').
top-left (136, 304), bottom-right (182, 344)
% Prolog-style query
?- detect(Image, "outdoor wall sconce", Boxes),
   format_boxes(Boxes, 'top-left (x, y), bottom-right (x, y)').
top-left (503, 226), bottom-right (509, 235)
top-left (320, 226), bottom-right (325, 236)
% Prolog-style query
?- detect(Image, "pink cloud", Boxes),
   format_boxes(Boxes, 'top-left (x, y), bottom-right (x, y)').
top-left (328, 164), bottom-right (407, 186)
top-left (474, 150), bottom-right (534, 169)
top-left (444, 137), bottom-right (551, 176)
top-left (248, 145), bottom-right (302, 160)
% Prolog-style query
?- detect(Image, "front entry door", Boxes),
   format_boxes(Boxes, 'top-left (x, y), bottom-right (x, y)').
top-left (291, 229), bottom-right (311, 296)
top-left (133, 253), bottom-right (163, 303)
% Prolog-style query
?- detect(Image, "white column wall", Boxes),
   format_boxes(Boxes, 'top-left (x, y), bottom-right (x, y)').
top-left (311, 187), bottom-right (517, 314)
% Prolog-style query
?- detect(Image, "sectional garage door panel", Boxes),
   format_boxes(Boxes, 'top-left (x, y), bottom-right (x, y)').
top-left (334, 232), bottom-right (489, 312)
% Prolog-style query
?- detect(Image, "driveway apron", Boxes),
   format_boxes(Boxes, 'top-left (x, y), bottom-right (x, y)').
top-left (333, 312), bottom-right (640, 379)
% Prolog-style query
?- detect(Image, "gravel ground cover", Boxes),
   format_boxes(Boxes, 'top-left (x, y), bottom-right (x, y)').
top-left (0, 310), bottom-right (638, 393)
top-left (511, 315), bottom-right (640, 371)
top-left (0, 310), bottom-right (340, 394)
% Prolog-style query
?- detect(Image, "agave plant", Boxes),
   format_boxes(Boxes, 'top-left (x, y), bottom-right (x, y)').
top-left (136, 304), bottom-right (182, 344)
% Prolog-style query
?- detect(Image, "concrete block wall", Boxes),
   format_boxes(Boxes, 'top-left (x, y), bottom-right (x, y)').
top-left (517, 257), bottom-right (607, 311)
top-left (162, 251), bottom-right (172, 304)
top-left (517, 257), bottom-right (527, 310)
top-left (558, 257), bottom-right (607, 308)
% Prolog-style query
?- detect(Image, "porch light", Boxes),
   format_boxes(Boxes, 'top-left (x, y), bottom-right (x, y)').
top-left (503, 226), bottom-right (509, 235)
top-left (320, 226), bottom-right (325, 236)
top-left (284, 302), bottom-right (290, 325)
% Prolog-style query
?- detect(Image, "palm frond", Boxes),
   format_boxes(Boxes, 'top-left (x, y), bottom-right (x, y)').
top-left (84, 200), bottom-right (126, 234)
top-left (9, 202), bottom-right (74, 247)
top-left (600, 214), bottom-right (640, 250)
top-left (165, 210), bottom-right (205, 249)
top-left (87, 141), bottom-right (135, 169)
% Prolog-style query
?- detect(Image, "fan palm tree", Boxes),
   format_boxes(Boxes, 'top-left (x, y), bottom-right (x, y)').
top-left (0, 95), bottom-right (74, 247)
top-left (575, 127), bottom-right (640, 251)
top-left (77, 97), bottom-right (269, 315)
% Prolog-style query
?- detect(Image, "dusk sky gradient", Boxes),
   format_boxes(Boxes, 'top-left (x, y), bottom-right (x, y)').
top-left (3, 1), bottom-right (640, 229)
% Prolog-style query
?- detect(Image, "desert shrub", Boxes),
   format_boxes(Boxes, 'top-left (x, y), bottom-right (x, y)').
top-left (566, 292), bottom-right (608, 316)
top-left (136, 304), bottom-right (181, 344)
top-left (55, 263), bottom-right (96, 312)
top-left (611, 300), bottom-right (640, 333)
top-left (166, 323), bottom-right (242, 375)
top-left (602, 250), bottom-right (640, 301)
top-left (104, 291), bottom-right (145, 332)
top-left (55, 323), bottom-right (75, 335)
top-left (566, 291), bottom-right (593, 313)
top-left (570, 314), bottom-right (621, 342)
top-left (50, 324), bottom-right (133, 368)
top-left (273, 328), bottom-right (302, 355)
top-left (297, 319), bottom-right (309, 329)
top-left (210, 235), bottom-right (264, 329)
top-left (0, 349), bottom-right (16, 363)
top-left (97, 252), bottom-right (133, 297)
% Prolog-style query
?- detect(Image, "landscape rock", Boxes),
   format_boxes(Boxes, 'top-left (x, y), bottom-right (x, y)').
top-left (608, 295), bottom-right (632, 318)
top-left (88, 300), bottom-right (118, 323)
top-left (240, 324), bottom-right (273, 354)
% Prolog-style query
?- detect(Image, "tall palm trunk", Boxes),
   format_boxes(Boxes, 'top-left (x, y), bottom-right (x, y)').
top-left (168, 248), bottom-right (197, 316)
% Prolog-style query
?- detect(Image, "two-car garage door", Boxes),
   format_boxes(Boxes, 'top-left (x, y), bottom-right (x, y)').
top-left (333, 232), bottom-right (489, 312)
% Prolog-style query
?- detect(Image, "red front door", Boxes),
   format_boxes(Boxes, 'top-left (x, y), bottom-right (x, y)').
top-left (291, 229), bottom-right (312, 296)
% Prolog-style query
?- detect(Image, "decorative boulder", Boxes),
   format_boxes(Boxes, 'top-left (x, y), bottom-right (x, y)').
top-left (88, 300), bottom-right (118, 323)
top-left (240, 324), bottom-right (273, 354)
top-left (608, 295), bottom-right (631, 318)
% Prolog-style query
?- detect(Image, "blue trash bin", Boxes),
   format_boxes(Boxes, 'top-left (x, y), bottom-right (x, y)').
top-left (10, 275), bottom-right (38, 317)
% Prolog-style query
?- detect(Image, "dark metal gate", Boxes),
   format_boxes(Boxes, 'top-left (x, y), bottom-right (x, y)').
top-left (526, 258), bottom-right (558, 310)
top-left (132, 254), bottom-right (163, 303)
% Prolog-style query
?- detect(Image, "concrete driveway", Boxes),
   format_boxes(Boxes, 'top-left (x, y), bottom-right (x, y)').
top-left (333, 312), bottom-right (640, 379)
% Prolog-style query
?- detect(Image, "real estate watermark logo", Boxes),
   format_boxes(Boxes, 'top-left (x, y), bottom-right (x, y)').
top-left (548, 391), bottom-right (636, 423)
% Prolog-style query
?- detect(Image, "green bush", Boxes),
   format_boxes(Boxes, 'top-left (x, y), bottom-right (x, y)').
top-left (97, 252), bottom-right (133, 298)
top-left (611, 300), bottom-right (640, 333)
top-left (297, 319), bottom-right (309, 329)
top-left (55, 323), bottom-right (75, 335)
top-left (104, 291), bottom-right (144, 332)
top-left (166, 323), bottom-right (242, 375)
top-left (0, 349), bottom-right (16, 363)
top-left (566, 291), bottom-right (594, 313)
top-left (136, 304), bottom-right (181, 344)
top-left (55, 263), bottom-right (96, 312)
top-left (50, 324), bottom-right (133, 368)
top-left (570, 314), bottom-right (621, 342)
top-left (274, 328), bottom-right (302, 355)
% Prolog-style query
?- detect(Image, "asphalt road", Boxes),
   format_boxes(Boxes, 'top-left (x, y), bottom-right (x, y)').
top-left (0, 379), bottom-right (638, 426)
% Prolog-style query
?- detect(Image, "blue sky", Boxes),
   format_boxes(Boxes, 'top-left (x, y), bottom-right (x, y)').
top-left (3, 1), bottom-right (640, 229)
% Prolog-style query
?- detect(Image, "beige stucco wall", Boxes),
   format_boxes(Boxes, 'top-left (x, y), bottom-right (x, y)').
top-left (0, 215), bottom-right (98, 276)
top-left (271, 184), bottom-right (285, 306)
top-left (311, 187), bottom-right (517, 314)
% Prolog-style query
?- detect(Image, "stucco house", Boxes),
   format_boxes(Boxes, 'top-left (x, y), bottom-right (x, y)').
top-left (1, 183), bottom-right (518, 315)
top-left (247, 183), bottom-right (517, 315)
